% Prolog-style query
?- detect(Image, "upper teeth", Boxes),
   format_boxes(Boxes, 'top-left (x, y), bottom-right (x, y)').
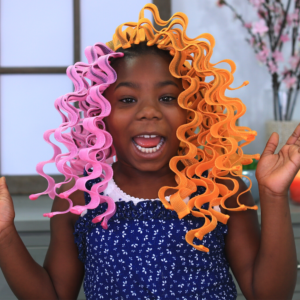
top-left (136, 135), bottom-right (158, 138)
top-left (133, 137), bottom-right (165, 153)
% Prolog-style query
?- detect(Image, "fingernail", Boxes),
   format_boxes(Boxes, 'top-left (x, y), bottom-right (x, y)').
top-left (0, 177), bottom-right (6, 184)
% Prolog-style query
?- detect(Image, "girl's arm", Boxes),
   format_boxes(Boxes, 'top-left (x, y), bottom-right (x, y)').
top-left (43, 181), bottom-right (85, 299)
top-left (222, 126), bottom-right (300, 300)
top-left (0, 178), bottom-right (85, 300)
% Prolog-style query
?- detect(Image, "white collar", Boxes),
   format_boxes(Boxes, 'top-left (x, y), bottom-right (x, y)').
top-left (103, 177), bottom-right (190, 205)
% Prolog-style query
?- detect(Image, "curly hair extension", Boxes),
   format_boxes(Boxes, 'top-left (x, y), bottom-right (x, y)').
top-left (30, 44), bottom-right (123, 229)
top-left (30, 3), bottom-right (259, 251)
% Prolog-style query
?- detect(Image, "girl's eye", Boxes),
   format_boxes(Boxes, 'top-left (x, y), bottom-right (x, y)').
top-left (120, 98), bottom-right (136, 103)
top-left (160, 96), bottom-right (176, 102)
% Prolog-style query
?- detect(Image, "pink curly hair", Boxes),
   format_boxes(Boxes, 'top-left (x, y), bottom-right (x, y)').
top-left (30, 43), bottom-right (122, 229)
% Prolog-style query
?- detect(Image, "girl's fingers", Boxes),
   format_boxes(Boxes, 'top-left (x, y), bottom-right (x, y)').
top-left (261, 132), bottom-right (279, 157)
top-left (0, 177), bottom-right (15, 227)
top-left (0, 177), bottom-right (11, 201)
top-left (0, 177), bottom-right (7, 190)
top-left (286, 123), bottom-right (300, 146)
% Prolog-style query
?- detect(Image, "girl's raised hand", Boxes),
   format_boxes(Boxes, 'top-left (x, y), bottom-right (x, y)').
top-left (0, 177), bottom-right (15, 237)
top-left (256, 123), bottom-right (300, 198)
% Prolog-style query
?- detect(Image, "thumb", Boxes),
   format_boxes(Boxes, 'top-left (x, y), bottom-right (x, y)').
top-left (0, 177), bottom-right (12, 200)
top-left (261, 132), bottom-right (279, 157)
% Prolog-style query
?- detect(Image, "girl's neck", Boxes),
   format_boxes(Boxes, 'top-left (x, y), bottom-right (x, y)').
top-left (112, 161), bottom-right (180, 199)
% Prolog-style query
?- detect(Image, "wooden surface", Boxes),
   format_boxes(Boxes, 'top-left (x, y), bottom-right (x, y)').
top-left (5, 175), bottom-right (65, 195)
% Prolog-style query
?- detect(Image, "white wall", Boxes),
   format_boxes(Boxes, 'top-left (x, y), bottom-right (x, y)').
top-left (0, 0), bottom-right (73, 175)
top-left (0, 0), bottom-right (151, 175)
top-left (172, 0), bottom-right (300, 155)
top-left (80, 0), bottom-right (153, 63)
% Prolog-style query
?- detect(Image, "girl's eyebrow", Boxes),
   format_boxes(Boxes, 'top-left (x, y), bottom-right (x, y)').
top-left (114, 82), bottom-right (139, 90)
top-left (155, 80), bottom-right (179, 88)
top-left (114, 80), bottom-right (179, 91)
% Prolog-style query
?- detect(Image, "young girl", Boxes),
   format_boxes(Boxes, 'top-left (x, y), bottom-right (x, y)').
top-left (0, 3), bottom-right (299, 299)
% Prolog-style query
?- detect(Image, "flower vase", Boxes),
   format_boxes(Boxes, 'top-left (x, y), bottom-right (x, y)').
top-left (265, 121), bottom-right (299, 153)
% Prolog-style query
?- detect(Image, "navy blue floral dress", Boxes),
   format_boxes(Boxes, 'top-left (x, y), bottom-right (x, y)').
top-left (74, 175), bottom-right (237, 300)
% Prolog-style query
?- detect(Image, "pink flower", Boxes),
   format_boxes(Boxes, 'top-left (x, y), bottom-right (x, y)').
top-left (273, 5), bottom-right (282, 14)
top-left (267, 3), bottom-right (276, 12)
top-left (258, 9), bottom-right (267, 19)
top-left (289, 55), bottom-right (300, 70)
top-left (287, 11), bottom-right (299, 26)
top-left (268, 61), bottom-right (278, 74)
top-left (281, 67), bottom-right (290, 77)
top-left (256, 46), bottom-right (270, 63)
top-left (244, 22), bottom-right (252, 29)
top-left (216, 0), bottom-right (225, 7)
top-left (249, 36), bottom-right (256, 46)
top-left (274, 22), bottom-right (281, 35)
top-left (252, 20), bottom-right (269, 35)
top-left (249, 0), bottom-right (264, 8)
top-left (280, 34), bottom-right (290, 42)
top-left (283, 75), bottom-right (297, 89)
top-left (272, 50), bottom-right (284, 62)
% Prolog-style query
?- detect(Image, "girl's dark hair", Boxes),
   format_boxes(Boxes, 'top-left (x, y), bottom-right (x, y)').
top-left (110, 42), bottom-right (173, 66)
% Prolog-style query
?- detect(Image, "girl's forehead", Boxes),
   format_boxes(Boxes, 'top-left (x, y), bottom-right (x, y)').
top-left (105, 53), bottom-right (183, 94)
top-left (113, 53), bottom-right (174, 80)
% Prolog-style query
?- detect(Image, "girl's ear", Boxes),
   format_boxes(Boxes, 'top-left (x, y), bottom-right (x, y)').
top-left (106, 155), bottom-right (117, 164)
top-left (105, 145), bottom-right (117, 164)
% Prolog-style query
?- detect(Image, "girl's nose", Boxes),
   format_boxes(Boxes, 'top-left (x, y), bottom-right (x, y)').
top-left (136, 99), bottom-right (163, 120)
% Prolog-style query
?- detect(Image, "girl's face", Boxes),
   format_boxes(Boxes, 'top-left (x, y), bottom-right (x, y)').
top-left (104, 53), bottom-right (186, 173)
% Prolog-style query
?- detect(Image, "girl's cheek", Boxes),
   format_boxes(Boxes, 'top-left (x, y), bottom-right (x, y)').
top-left (102, 117), bottom-right (113, 134)
top-left (101, 118), bottom-right (107, 130)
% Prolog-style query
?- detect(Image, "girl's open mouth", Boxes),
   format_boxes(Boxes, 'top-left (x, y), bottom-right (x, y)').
top-left (132, 135), bottom-right (165, 154)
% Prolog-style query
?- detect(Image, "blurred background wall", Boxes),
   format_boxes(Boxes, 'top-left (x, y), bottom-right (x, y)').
top-left (1, 0), bottom-right (299, 180)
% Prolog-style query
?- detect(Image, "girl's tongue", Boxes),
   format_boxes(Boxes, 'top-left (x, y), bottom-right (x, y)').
top-left (133, 136), bottom-right (162, 148)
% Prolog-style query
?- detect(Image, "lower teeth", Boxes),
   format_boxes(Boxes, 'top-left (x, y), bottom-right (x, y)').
top-left (134, 138), bottom-right (164, 153)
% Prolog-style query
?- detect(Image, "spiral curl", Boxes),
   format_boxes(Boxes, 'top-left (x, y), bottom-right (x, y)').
top-left (31, 3), bottom-right (259, 251)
